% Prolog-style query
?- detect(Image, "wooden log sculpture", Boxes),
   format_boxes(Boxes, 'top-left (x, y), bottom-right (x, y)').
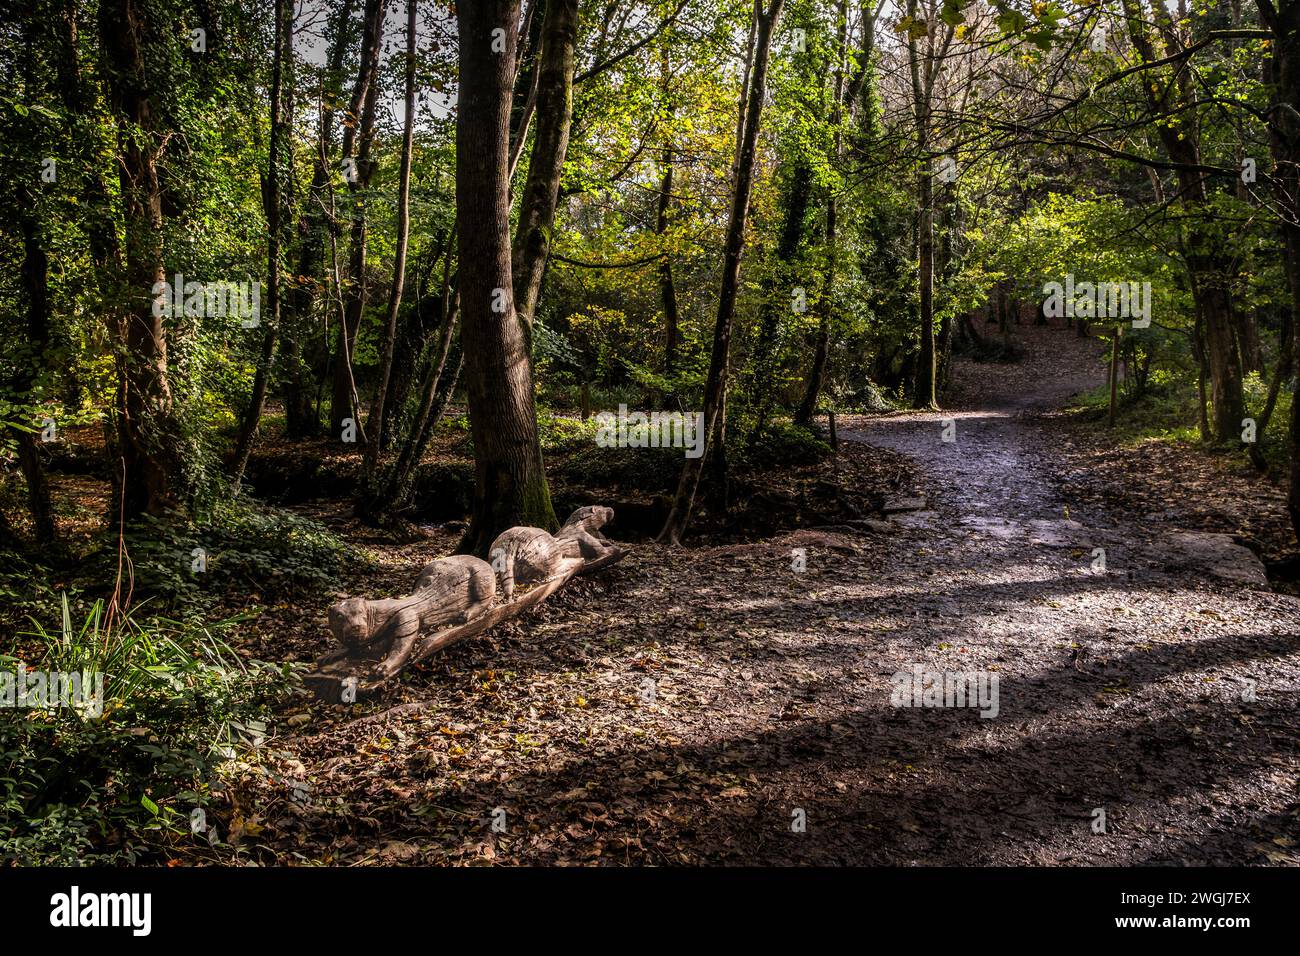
top-left (304, 506), bottom-right (625, 702)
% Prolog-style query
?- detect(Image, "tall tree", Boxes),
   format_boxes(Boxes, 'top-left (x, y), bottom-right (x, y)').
top-left (231, 0), bottom-right (294, 490)
top-left (659, 0), bottom-right (786, 544)
top-left (456, 0), bottom-right (558, 555)
top-left (377, 228), bottom-right (453, 451)
top-left (1120, 0), bottom-right (1245, 443)
top-left (330, 0), bottom-right (388, 438)
top-left (99, 0), bottom-right (182, 518)
top-left (750, 0), bottom-right (820, 434)
top-left (1255, 0), bottom-right (1300, 538)
top-left (796, 0), bottom-right (851, 427)
top-left (363, 0), bottom-right (420, 483)
top-left (904, 0), bottom-right (955, 410)
top-left (512, 0), bottom-right (580, 330)
top-left (282, 0), bottom-right (356, 438)
top-left (7, 11), bottom-right (57, 543)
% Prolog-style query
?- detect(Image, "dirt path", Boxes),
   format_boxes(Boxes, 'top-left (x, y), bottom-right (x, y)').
top-left (829, 325), bottom-right (1300, 864)
top-left (254, 325), bottom-right (1300, 866)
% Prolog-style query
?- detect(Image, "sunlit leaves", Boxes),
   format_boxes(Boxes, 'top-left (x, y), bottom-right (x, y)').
top-left (894, 15), bottom-right (930, 41)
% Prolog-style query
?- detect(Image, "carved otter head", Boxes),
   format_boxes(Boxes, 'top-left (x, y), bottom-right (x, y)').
top-left (328, 598), bottom-right (373, 647)
top-left (565, 505), bottom-right (614, 531)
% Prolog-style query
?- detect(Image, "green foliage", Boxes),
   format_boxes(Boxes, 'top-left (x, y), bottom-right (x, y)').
top-left (741, 421), bottom-right (832, 471)
top-left (84, 500), bottom-right (357, 610)
top-left (536, 412), bottom-right (599, 453)
top-left (555, 441), bottom-right (683, 495)
top-left (1, 596), bottom-right (295, 865)
top-left (0, 548), bottom-right (69, 637)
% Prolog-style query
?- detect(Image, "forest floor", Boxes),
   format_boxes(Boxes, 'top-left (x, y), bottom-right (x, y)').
top-left (212, 321), bottom-right (1300, 866)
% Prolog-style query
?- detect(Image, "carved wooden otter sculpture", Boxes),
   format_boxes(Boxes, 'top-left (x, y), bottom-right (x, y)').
top-left (306, 506), bottom-right (626, 700)
top-left (555, 505), bottom-right (618, 561)
top-left (489, 528), bottom-right (569, 601)
top-left (489, 506), bottom-right (620, 600)
top-left (327, 554), bottom-right (495, 678)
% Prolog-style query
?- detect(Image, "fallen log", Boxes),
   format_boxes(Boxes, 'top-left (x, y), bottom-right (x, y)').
top-left (304, 506), bottom-right (625, 702)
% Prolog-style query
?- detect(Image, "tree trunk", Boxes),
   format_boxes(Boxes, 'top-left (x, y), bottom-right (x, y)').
top-left (757, 3), bottom-right (820, 431)
top-left (1108, 325), bottom-right (1121, 427)
top-left (658, 0), bottom-right (785, 544)
top-left (1193, 313), bottom-right (1211, 441)
top-left (15, 212), bottom-right (56, 542)
top-left (1256, 0), bottom-right (1300, 538)
top-left (1035, 293), bottom-right (1049, 325)
top-left (366, 288), bottom-right (460, 521)
top-left (1237, 307), bottom-right (1264, 373)
top-left (657, 146), bottom-right (681, 405)
top-left (795, 185), bottom-right (835, 426)
top-left (512, 0), bottom-right (580, 331)
top-left (507, 0), bottom-right (547, 181)
top-left (55, 0), bottom-right (131, 534)
top-left (1247, 307), bottom-right (1291, 471)
top-left (937, 313), bottom-right (954, 390)
top-left (752, 159), bottom-right (811, 431)
top-left (796, 3), bottom-right (848, 428)
top-left (1122, 0), bottom-right (1244, 443)
top-left (386, 342), bottom-right (463, 517)
top-left (100, 0), bottom-right (181, 518)
top-left (363, 0), bottom-right (419, 483)
top-left (380, 229), bottom-right (453, 450)
top-left (330, 0), bottom-right (387, 437)
top-left (456, 0), bottom-right (558, 557)
top-left (282, 0), bottom-right (356, 438)
top-left (10, 19), bottom-right (57, 544)
top-left (1195, 275), bottom-right (1246, 442)
top-left (907, 0), bottom-right (938, 409)
top-left (231, 0), bottom-right (293, 490)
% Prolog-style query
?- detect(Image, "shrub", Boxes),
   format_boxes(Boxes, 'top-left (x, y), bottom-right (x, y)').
top-left (0, 595), bottom-right (295, 865)
top-left (536, 412), bottom-right (599, 452)
top-left (741, 421), bottom-right (832, 470)
top-left (82, 500), bottom-right (357, 610)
